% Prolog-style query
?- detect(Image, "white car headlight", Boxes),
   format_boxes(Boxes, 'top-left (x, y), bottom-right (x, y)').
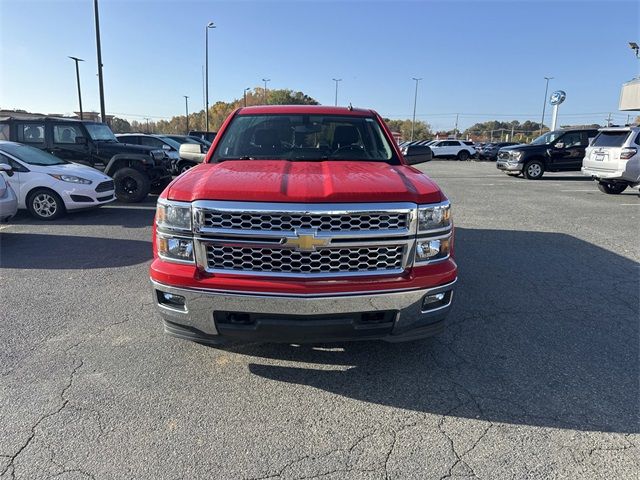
top-left (156, 199), bottom-right (192, 231)
top-left (417, 201), bottom-right (451, 232)
top-left (48, 174), bottom-right (92, 184)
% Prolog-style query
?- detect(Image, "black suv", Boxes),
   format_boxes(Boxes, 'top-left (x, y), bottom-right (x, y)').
top-left (496, 128), bottom-right (599, 179)
top-left (0, 116), bottom-right (172, 202)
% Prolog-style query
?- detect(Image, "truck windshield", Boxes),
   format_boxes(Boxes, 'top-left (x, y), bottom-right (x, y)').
top-left (85, 123), bottom-right (118, 142)
top-left (212, 114), bottom-right (398, 163)
top-left (530, 131), bottom-right (563, 145)
top-left (1, 143), bottom-right (67, 165)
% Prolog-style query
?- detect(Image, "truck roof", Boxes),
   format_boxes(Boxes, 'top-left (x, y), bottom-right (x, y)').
top-left (237, 105), bottom-right (375, 117)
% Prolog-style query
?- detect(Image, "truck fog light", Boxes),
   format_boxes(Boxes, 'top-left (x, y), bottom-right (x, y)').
top-left (415, 238), bottom-right (450, 262)
top-left (158, 236), bottom-right (194, 262)
top-left (157, 291), bottom-right (186, 310)
top-left (422, 292), bottom-right (447, 311)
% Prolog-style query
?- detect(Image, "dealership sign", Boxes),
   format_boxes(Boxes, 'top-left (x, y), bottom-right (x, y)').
top-left (550, 90), bottom-right (566, 105)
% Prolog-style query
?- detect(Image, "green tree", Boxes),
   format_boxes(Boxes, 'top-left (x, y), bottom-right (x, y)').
top-left (383, 118), bottom-right (432, 141)
top-left (110, 117), bottom-right (132, 133)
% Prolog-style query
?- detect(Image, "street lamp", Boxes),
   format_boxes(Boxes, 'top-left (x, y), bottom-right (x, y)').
top-left (332, 78), bottom-right (342, 106)
top-left (205, 21), bottom-right (216, 133)
top-left (539, 76), bottom-right (553, 135)
top-left (68, 56), bottom-right (84, 120)
top-left (262, 78), bottom-right (270, 104)
top-left (184, 96), bottom-right (189, 134)
top-left (243, 87), bottom-right (250, 107)
top-left (93, 0), bottom-right (106, 123)
top-left (411, 77), bottom-right (422, 141)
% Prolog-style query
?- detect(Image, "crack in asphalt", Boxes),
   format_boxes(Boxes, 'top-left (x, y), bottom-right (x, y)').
top-left (0, 359), bottom-right (84, 479)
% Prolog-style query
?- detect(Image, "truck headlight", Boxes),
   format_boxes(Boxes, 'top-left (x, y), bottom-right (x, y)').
top-left (415, 237), bottom-right (451, 262)
top-left (417, 201), bottom-right (451, 232)
top-left (157, 234), bottom-right (194, 263)
top-left (156, 199), bottom-right (192, 231)
top-left (509, 151), bottom-right (523, 161)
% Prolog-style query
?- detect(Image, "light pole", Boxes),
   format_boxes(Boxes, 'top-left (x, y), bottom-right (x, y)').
top-left (93, 0), bottom-right (106, 123)
top-left (243, 87), bottom-right (250, 107)
top-left (539, 76), bottom-right (553, 135)
top-left (262, 78), bottom-right (270, 104)
top-left (411, 77), bottom-right (422, 141)
top-left (68, 56), bottom-right (84, 120)
top-left (184, 96), bottom-right (189, 133)
top-left (332, 78), bottom-right (342, 106)
top-left (145, 117), bottom-right (150, 133)
top-left (205, 21), bottom-right (216, 133)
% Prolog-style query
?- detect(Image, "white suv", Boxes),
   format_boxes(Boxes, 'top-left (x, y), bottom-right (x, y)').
top-left (428, 140), bottom-right (476, 161)
top-left (582, 126), bottom-right (640, 194)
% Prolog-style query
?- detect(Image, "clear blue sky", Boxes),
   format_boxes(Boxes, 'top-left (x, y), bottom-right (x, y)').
top-left (1, 0), bottom-right (638, 131)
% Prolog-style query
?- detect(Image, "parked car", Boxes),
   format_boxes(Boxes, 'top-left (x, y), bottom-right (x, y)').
top-left (0, 141), bottom-right (115, 220)
top-left (165, 134), bottom-right (211, 150)
top-left (117, 134), bottom-right (204, 174)
top-left (0, 116), bottom-right (171, 202)
top-left (188, 130), bottom-right (217, 143)
top-left (0, 164), bottom-right (18, 222)
top-left (150, 105), bottom-right (457, 345)
top-left (480, 142), bottom-right (519, 161)
top-left (429, 140), bottom-right (476, 160)
top-left (496, 127), bottom-right (599, 179)
top-left (582, 126), bottom-right (640, 194)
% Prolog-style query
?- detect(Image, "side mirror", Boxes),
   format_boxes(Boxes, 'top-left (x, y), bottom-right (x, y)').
top-left (403, 145), bottom-right (433, 165)
top-left (0, 163), bottom-right (14, 177)
top-left (75, 135), bottom-right (87, 145)
top-left (162, 144), bottom-right (172, 151)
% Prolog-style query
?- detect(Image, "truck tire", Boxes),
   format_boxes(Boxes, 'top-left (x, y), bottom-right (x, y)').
top-left (178, 161), bottom-right (197, 174)
top-left (27, 188), bottom-right (65, 220)
top-left (597, 182), bottom-right (627, 195)
top-left (523, 160), bottom-right (544, 180)
top-left (457, 150), bottom-right (470, 161)
top-left (113, 167), bottom-right (151, 203)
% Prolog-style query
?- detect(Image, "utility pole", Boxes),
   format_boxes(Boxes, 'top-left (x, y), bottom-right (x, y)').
top-left (68, 56), bottom-right (84, 120)
top-left (93, 0), bottom-right (106, 123)
top-left (205, 22), bottom-right (216, 133)
top-left (202, 65), bottom-right (206, 117)
top-left (410, 77), bottom-right (422, 141)
top-left (184, 96), bottom-right (189, 133)
top-left (262, 78), bottom-right (271, 104)
top-left (510, 124), bottom-right (515, 142)
top-left (332, 78), bottom-right (342, 106)
top-left (539, 76), bottom-right (553, 136)
top-left (453, 113), bottom-right (459, 139)
top-left (606, 113), bottom-right (612, 127)
top-left (145, 117), bottom-right (150, 133)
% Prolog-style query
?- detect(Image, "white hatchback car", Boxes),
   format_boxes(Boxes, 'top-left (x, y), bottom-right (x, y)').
top-left (0, 164), bottom-right (18, 221)
top-left (0, 141), bottom-right (115, 220)
top-left (582, 126), bottom-right (640, 194)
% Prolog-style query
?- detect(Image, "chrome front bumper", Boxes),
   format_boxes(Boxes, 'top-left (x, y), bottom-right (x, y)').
top-left (496, 161), bottom-right (522, 172)
top-left (150, 279), bottom-right (457, 343)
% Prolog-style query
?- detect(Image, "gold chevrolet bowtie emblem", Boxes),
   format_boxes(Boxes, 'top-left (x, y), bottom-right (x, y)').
top-left (285, 232), bottom-right (328, 251)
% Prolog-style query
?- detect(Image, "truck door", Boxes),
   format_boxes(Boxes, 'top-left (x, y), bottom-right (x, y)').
top-left (548, 132), bottom-right (583, 170)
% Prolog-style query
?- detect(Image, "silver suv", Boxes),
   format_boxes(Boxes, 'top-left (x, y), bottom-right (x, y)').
top-left (582, 126), bottom-right (640, 194)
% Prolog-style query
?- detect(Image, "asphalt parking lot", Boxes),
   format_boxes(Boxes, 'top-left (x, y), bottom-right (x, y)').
top-left (1, 161), bottom-right (638, 479)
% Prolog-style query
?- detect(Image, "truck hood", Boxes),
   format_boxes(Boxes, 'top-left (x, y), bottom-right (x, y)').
top-left (500, 143), bottom-right (541, 152)
top-left (167, 160), bottom-right (443, 204)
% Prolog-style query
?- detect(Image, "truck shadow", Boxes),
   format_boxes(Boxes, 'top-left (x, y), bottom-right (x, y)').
top-left (232, 228), bottom-right (639, 434)
top-left (0, 233), bottom-right (151, 269)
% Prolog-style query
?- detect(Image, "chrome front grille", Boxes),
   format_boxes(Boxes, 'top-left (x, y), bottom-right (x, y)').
top-left (201, 211), bottom-right (408, 232)
top-left (192, 201), bottom-right (417, 278)
top-left (205, 245), bottom-right (405, 275)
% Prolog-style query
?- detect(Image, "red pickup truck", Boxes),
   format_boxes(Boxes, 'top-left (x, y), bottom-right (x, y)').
top-left (150, 105), bottom-right (457, 343)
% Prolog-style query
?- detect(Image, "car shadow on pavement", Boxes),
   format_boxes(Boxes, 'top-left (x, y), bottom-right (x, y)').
top-left (233, 228), bottom-right (639, 434)
top-left (9, 203), bottom-right (157, 228)
top-left (0, 233), bottom-right (151, 269)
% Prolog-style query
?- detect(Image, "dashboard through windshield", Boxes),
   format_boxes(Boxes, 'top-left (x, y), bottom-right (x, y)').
top-left (212, 114), bottom-right (398, 163)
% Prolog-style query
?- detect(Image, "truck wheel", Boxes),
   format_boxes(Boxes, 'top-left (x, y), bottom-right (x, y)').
top-left (113, 168), bottom-right (151, 203)
top-left (523, 160), bottom-right (544, 180)
top-left (457, 150), bottom-right (470, 161)
top-left (27, 188), bottom-right (65, 220)
top-left (597, 182), bottom-right (627, 195)
top-left (179, 162), bottom-right (197, 174)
